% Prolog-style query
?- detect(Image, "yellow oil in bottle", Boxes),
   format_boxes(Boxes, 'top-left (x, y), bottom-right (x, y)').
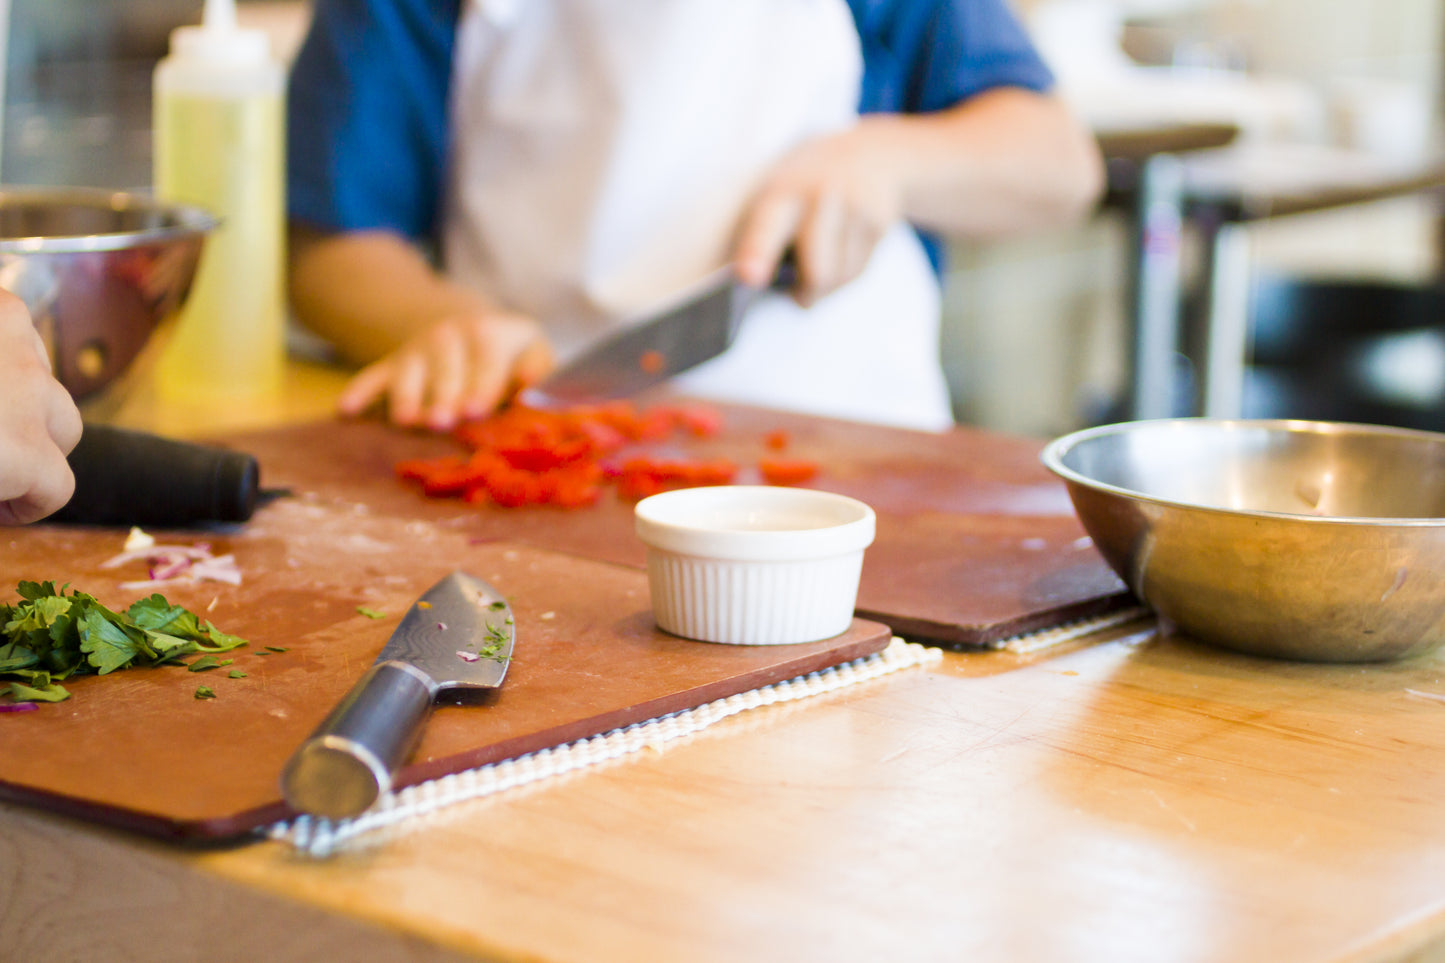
top-left (152, 14), bottom-right (286, 403)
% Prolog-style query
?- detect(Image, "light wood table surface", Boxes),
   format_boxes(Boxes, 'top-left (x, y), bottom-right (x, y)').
top-left (9, 362), bottom-right (1445, 963)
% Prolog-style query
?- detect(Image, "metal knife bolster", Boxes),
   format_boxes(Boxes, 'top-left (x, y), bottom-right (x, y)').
top-left (279, 661), bottom-right (435, 819)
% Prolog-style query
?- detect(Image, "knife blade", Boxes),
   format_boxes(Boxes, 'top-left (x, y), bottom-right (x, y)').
top-left (522, 258), bottom-right (796, 407)
top-left (280, 571), bottom-right (515, 820)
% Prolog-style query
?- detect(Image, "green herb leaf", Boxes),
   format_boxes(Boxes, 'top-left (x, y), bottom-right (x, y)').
top-left (194, 685), bottom-right (217, 700)
top-left (6, 680), bottom-right (70, 702)
top-left (227, 669), bottom-right (247, 679)
top-left (0, 582), bottom-right (250, 707)
top-left (356, 607), bottom-right (387, 620)
top-left (78, 607), bottom-right (144, 675)
top-left (127, 595), bottom-right (203, 637)
top-left (264, 646), bottom-right (289, 653)
top-left (200, 621), bottom-right (248, 651)
top-left (0, 645), bottom-right (39, 674)
top-left (187, 655), bottom-right (234, 672)
top-left (476, 622), bottom-right (512, 661)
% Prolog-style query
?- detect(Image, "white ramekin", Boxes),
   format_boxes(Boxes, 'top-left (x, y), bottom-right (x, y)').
top-left (634, 486), bottom-right (876, 645)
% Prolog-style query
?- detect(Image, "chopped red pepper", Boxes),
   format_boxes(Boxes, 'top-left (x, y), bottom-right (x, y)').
top-left (673, 405), bottom-right (724, 438)
top-left (759, 458), bottom-right (819, 486)
top-left (395, 401), bottom-right (821, 508)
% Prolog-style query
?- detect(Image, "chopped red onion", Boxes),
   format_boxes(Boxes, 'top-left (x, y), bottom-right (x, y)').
top-left (104, 529), bottom-right (243, 591)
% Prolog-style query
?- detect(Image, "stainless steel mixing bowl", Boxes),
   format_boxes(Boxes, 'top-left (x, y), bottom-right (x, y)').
top-left (0, 186), bottom-right (217, 400)
top-left (1042, 419), bottom-right (1445, 662)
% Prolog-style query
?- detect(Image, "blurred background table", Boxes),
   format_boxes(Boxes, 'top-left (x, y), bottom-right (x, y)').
top-left (1171, 144), bottom-right (1445, 421)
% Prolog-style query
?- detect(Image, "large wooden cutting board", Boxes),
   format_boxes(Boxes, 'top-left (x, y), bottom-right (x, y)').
top-left (0, 528), bottom-right (890, 841)
top-left (222, 402), bottom-right (1131, 646)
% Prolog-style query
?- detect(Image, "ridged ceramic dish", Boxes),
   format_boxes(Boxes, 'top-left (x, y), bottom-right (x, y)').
top-left (634, 486), bottom-right (876, 645)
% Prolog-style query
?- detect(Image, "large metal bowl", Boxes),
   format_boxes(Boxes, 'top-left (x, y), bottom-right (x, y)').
top-left (0, 186), bottom-right (217, 400)
top-left (1042, 419), bottom-right (1445, 662)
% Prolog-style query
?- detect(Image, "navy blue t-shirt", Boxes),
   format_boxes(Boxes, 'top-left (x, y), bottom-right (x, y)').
top-left (287, 0), bottom-right (1055, 271)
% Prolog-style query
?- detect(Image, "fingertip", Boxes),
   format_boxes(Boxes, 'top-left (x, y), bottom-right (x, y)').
top-left (425, 406), bottom-right (459, 433)
top-left (734, 256), bottom-right (769, 289)
top-left (457, 397), bottom-right (493, 422)
top-left (388, 400), bottom-right (422, 427)
top-left (335, 388), bottom-right (372, 418)
top-left (338, 366), bottom-right (385, 415)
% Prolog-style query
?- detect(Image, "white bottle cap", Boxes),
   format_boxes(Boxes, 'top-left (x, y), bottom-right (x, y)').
top-left (167, 0), bottom-right (271, 67)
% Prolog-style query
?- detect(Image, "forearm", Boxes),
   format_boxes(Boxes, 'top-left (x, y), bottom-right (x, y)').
top-left (287, 227), bottom-right (499, 366)
top-left (881, 87), bottom-right (1105, 239)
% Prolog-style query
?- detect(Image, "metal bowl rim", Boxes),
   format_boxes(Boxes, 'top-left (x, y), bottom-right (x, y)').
top-left (1041, 417), bottom-right (1445, 527)
top-left (0, 186), bottom-right (218, 254)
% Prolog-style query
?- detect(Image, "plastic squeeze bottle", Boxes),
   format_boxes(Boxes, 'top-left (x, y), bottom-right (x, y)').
top-left (153, 0), bottom-right (285, 402)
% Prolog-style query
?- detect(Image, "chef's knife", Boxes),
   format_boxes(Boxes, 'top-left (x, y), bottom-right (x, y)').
top-left (523, 257), bottom-right (797, 406)
top-left (280, 571), bottom-right (515, 820)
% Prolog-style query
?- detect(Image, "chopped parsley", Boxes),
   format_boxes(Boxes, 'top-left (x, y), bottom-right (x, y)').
top-left (475, 622), bottom-right (511, 661)
top-left (357, 607), bottom-right (387, 620)
top-left (0, 580), bottom-right (248, 704)
top-left (194, 685), bottom-right (217, 700)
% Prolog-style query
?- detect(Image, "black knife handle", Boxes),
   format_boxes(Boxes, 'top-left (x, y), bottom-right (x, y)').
top-left (280, 661), bottom-right (435, 820)
top-left (771, 247), bottom-right (798, 291)
top-left (49, 423), bottom-right (260, 527)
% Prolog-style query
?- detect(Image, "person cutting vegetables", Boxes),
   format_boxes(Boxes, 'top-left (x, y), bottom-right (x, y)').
top-left (0, 291), bottom-right (82, 524)
top-left (286, 0), bottom-right (1104, 432)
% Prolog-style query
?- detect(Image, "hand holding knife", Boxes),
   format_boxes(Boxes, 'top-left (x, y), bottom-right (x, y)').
top-left (521, 255), bottom-right (797, 408)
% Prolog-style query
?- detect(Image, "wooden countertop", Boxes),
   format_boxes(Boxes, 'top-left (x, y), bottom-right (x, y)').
top-left (11, 360), bottom-right (1445, 962)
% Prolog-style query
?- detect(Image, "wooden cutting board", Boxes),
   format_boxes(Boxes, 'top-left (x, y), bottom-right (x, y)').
top-left (0, 530), bottom-right (890, 841)
top-left (221, 402), bottom-right (1131, 646)
top-left (0, 402), bottom-right (1124, 841)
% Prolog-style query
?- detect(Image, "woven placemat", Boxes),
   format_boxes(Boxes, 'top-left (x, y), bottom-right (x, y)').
top-left (1001, 606), bottom-right (1151, 654)
top-left (267, 638), bottom-right (941, 856)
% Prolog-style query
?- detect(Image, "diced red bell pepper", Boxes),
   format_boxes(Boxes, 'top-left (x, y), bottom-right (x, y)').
top-left (759, 458), bottom-right (819, 486)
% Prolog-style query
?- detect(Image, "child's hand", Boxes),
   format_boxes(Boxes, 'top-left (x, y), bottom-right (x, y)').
top-left (337, 310), bottom-right (554, 431)
top-left (0, 294), bottom-right (82, 525)
top-left (732, 117), bottom-right (905, 305)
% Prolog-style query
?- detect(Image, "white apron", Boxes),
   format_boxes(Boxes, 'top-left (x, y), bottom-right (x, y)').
top-left (442, 0), bottom-right (954, 431)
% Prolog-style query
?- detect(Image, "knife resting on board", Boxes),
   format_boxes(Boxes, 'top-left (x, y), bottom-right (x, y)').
top-left (280, 571), bottom-right (516, 820)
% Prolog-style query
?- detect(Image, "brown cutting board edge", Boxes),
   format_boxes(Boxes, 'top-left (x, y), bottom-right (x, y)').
top-left (858, 592), bottom-right (1134, 651)
top-left (0, 535), bottom-right (891, 845)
